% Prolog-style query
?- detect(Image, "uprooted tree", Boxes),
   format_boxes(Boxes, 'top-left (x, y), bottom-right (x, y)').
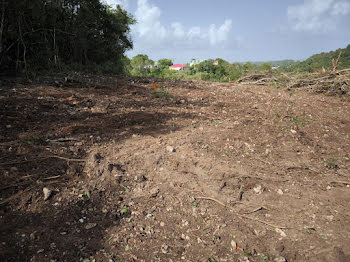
top-left (0, 0), bottom-right (135, 75)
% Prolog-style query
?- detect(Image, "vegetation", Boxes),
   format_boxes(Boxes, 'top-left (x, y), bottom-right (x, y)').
top-left (0, 0), bottom-right (134, 75)
top-left (128, 55), bottom-right (283, 82)
top-left (129, 54), bottom-right (154, 76)
top-left (128, 45), bottom-right (350, 83)
top-left (290, 45), bottom-right (350, 72)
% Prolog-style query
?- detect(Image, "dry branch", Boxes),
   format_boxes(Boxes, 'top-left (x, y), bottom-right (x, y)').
top-left (195, 196), bottom-right (289, 229)
top-left (0, 155), bottom-right (85, 166)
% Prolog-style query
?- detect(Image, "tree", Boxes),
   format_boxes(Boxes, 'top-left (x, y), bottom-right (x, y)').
top-left (0, 0), bottom-right (135, 75)
top-left (260, 63), bottom-right (272, 72)
top-left (157, 58), bottom-right (173, 69)
top-left (197, 60), bottom-right (215, 74)
top-left (130, 54), bottom-right (154, 76)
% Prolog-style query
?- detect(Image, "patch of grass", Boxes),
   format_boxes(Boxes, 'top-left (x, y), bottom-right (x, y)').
top-left (191, 200), bottom-right (198, 207)
top-left (120, 205), bottom-right (128, 215)
top-left (290, 114), bottom-right (309, 127)
top-left (275, 110), bottom-right (282, 118)
top-left (325, 157), bottom-right (339, 170)
top-left (153, 88), bottom-right (169, 99)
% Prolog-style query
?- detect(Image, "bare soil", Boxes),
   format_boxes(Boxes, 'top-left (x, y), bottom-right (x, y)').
top-left (1, 75), bottom-right (350, 262)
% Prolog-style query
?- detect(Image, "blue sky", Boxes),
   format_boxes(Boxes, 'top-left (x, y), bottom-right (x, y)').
top-left (104, 0), bottom-right (350, 63)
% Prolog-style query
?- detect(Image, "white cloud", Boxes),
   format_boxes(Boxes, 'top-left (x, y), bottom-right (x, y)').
top-left (171, 22), bottom-right (185, 39)
top-left (332, 1), bottom-right (350, 15)
top-left (134, 0), bottom-right (167, 40)
top-left (209, 19), bottom-right (232, 45)
top-left (187, 26), bottom-right (203, 40)
top-left (132, 0), bottom-right (234, 50)
top-left (287, 0), bottom-right (350, 32)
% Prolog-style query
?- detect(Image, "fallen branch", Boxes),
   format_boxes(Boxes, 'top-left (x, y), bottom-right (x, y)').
top-left (238, 214), bottom-right (290, 229)
top-left (0, 155), bottom-right (85, 166)
top-left (331, 180), bottom-right (350, 185)
top-left (50, 155), bottom-right (85, 162)
top-left (46, 137), bottom-right (80, 143)
top-left (242, 206), bottom-right (268, 214)
top-left (195, 196), bottom-right (227, 207)
top-left (0, 186), bottom-right (35, 205)
top-left (195, 195), bottom-right (289, 229)
top-left (43, 175), bottom-right (61, 180)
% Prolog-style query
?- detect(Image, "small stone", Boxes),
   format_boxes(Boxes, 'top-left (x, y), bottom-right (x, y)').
top-left (274, 256), bottom-right (286, 262)
top-left (160, 222), bottom-right (165, 227)
top-left (79, 218), bottom-right (84, 223)
top-left (275, 228), bottom-right (286, 238)
top-left (149, 187), bottom-right (160, 198)
top-left (326, 215), bottom-right (334, 222)
top-left (326, 186), bottom-right (331, 190)
top-left (10, 167), bottom-right (18, 172)
top-left (290, 129), bottom-right (297, 134)
top-left (277, 189), bottom-right (284, 195)
top-left (166, 146), bottom-right (176, 152)
top-left (161, 244), bottom-right (169, 254)
top-left (43, 187), bottom-right (52, 201)
top-left (231, 240), bottom-right (237, 249)
top-left (253, 185), bottom-right (262, 194)
top-left (85, 223), bottom-right (97, 230)
top-left (30, 232), bottom-right (36, 240)
top-left (37, 249), bottom-right (44, 254)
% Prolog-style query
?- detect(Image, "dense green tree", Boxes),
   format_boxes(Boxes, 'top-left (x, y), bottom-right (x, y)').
top-left (0, 0), bottom-right (135, 75)
top-left (197, 60), bottom-right (216, 74)
top-left (260, 63), bottom-right (272, 72)
top-left (157, 58), bottom-right (173, 70)
top-left (243, 62), bottom-right (254, 73)
top-left (130, 54), bottom-right (154, 76)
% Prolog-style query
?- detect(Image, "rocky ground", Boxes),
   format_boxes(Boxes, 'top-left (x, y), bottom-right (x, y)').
top-left (0, 75), bottom-right (350, 262)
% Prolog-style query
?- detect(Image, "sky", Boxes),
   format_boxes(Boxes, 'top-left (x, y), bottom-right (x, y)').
top-left (103, 0), bottom-right (350, 63)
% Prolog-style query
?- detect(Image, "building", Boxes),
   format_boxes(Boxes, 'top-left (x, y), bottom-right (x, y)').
top-left (189, 59), bottom-right (204, 67)
top-left (169, 64), bottom-right (187, 71)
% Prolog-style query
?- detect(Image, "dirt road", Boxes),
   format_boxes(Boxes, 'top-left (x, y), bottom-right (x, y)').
top-left (1, 76), bottom-right (350, 261)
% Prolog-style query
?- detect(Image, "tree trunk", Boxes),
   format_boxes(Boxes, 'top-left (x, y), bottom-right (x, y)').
top-left (0, 0), bottom-right (6, 55)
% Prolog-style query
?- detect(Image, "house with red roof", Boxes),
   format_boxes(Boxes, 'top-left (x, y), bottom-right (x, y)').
top-left (169, 64), bottom-right (187, 71)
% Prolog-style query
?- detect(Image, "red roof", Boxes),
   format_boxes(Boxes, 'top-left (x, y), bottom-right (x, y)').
top-left (170, 64), bottom-right (187, 68)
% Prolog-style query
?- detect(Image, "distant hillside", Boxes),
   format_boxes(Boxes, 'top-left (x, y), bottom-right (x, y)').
top-left (291, 45), bottom-right (350, 72)
top-left (252, 60), bottom-right (299, 70)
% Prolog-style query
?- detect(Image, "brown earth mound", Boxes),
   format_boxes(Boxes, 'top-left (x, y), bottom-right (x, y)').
top-left (1, 75), bottom-right (350, 262)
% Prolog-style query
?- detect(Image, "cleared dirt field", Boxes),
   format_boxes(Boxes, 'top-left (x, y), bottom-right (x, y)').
top-left (1, 75), bottom-right (350, 262)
